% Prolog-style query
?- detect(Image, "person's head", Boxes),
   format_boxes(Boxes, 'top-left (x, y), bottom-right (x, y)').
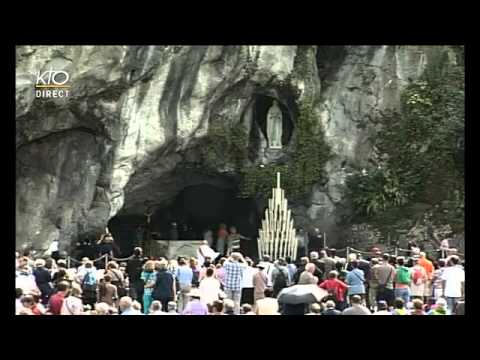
top-left (34, 258), bottom-right (45, 268)
top-left (57, 259), bottom-right (67, 269)
top-left (389, 255), bottom-right (397, 265)
top-left (189, 258), bottom-right (197, 267)
top-left (300, 257), bottom-right (309, 266)
top-left (206, 267), bottom-right (214, 278)
top-left (57, 281), bottom-right (70, 293)
top-left (229, 226), bottom-right (237, 234)
top-left (412, 299), bottom-right (424, 311)
top-left (132, 301), bottom-right (141, 311)
top-left (241, 303), bottom-right (252, 314)
top-left (18, 256), bottom-right (29, 268)
top-left (188, 289), bottom-right (201, 300)
top-left (133, 247), bottom-right (143, 257)
top-left (150, 301), bottom-right (162, 313)
top-left (262, 255), bottom-right (271, 262)
top-left (396, 257), bottom-right (405, 266)
top-left (45, 258), bottom-right (54, 269)
top-left (310, 251), bottom-right (319, 260)
top-left (329, 248), bottom-right (337, 258)
top-left (305, 263), bottom-right (316, 274)
top-left (157, 259), bottom-right (168, 271)
top-left (348, 253), bottom-right (357, 262)
top-left (231, 252), bottom-right (243, 262)
top-left (212, 300), bottom-right (224, 314)
top-left (325, 300), bottom-right (336, 309)
top-left (103, 274), bottom-right (112, 283)
top-left (370, 258), bottom-right (379, 266)
top-left (220, 257), bottom-right (227, 266)
top-left (264, 288), bottom-right (274, 298)
top-left (95, 302), bottom-right (111, 315)
top-left (327, 270), bottom-right (338, 279)
top-left (351, 295), bottom-right (362, 305)
top-left (438, 259), bottom-right (446, 268)
top-left (448, 255), bottom-right (460, 266)
top-left (167, 301), bottom-right (177, 312)
top-left (320, 250), bottom-right (327, 259)
top-left (350, 260), bottom-right (359, 269)
top-left (85, 261), bottom-right (93, 269)
top-left (435, 298), bottom-right (447, 310)
top-left (15, 288), bottom-right (23, 299)
top-left (169, 259), bottom-right (178, 269)
top-left (382, 253), bottom-right (390, 262)
top-left (223, 299), bottom-right (235, 313)
top-left (285, 256), bottom-right (292, 264)
top-left (119, 296), bottom-right (133, 312)
top-left (309, 303), bottom-right (322, 314)
top-left (21, 295), bottom-right (35, 308)
top-left (377, 300), bottom-right (388, 311)
top-left (394, 298), bottom-right (405, 309)
top-left (107, 261), bottom-right (118, 270)
top-left (144, 260), bottom-right (155, 272)
top-left (70, 283), bottom-right (82, 298)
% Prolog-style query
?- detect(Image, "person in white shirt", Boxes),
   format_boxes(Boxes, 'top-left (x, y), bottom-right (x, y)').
top-left (16, 267), bottom-right (39, 296)
top-left (441, 255), bottom-right (465, 314)
top-left (240, 258), bottom-right (257, 306)
top-left (199, 267), bottom-right (222, 305)
top-left (61, 284), bottom-right (84, 315)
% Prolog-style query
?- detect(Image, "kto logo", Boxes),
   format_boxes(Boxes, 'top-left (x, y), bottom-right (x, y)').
top-left (35, 69), bottom-right (71, 98)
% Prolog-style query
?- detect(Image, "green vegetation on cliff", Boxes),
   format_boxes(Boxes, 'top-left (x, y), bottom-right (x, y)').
top-left (346, 47), bottom-right (464, 232)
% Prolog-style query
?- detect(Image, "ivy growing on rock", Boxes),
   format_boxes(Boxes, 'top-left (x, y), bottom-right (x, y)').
top-left (200, 121), bottom-right (249, 174)
top-left (346, 47), bottom-right (464, 231)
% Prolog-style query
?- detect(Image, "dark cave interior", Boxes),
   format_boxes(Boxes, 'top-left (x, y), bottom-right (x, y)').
top-left (108, 183), bottom-right (261, 257)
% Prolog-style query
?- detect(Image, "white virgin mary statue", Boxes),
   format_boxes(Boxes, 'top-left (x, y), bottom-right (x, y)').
top-left (267, 100), bottom-right (283, 149)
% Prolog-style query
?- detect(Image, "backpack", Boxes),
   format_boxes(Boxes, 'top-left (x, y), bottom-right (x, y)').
top-left (396, 267), bottom-right (411, 285)
top-left (82, 271), bottom-right (97, 292)
top-left (412, 267), bottom-right (424, 285)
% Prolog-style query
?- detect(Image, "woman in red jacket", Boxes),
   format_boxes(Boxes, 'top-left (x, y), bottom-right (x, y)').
top-left (319, 270), bottom-right (348, 311)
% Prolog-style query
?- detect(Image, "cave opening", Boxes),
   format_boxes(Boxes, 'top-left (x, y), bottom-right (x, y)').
top-left (253, 94), bottom-right (294, 147)
top-left (108, 183), bottom-right (261, 259)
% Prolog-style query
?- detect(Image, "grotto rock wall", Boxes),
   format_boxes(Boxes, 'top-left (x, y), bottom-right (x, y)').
top-left (15, 45), bottom-right (460, 253)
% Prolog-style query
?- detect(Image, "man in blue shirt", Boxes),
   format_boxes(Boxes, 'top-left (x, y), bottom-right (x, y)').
top-left (223, 252), bottom-right (247, 314)
top-left (176, 258), bottom-right (193, 313)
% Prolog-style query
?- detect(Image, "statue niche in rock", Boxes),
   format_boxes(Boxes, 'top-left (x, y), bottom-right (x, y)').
top-left (267, 100), bottom-right (283, 149)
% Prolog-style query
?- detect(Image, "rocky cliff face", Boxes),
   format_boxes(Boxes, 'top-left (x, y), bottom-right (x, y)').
top-left (16, 45), bottom-right (461, 253)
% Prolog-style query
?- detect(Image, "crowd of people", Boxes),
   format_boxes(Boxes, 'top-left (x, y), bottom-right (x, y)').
top-left (15, 240), bottom-right (465, 315)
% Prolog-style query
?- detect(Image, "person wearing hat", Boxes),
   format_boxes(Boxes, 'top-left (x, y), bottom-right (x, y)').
top-left (428, 298), bottom-right (450, 315)
top-left (373, 300), bottom-right (392, 315)
top-left (322, 300), bottom-right (341, 315)
top-left (182, 288), bottom-right (208, 315)
top-left (253, 262), bottom-right (268, 307)
top-left (32, 259), bottom-right (53, 306)
top-left (60, 283), bottom-right (84, 315)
